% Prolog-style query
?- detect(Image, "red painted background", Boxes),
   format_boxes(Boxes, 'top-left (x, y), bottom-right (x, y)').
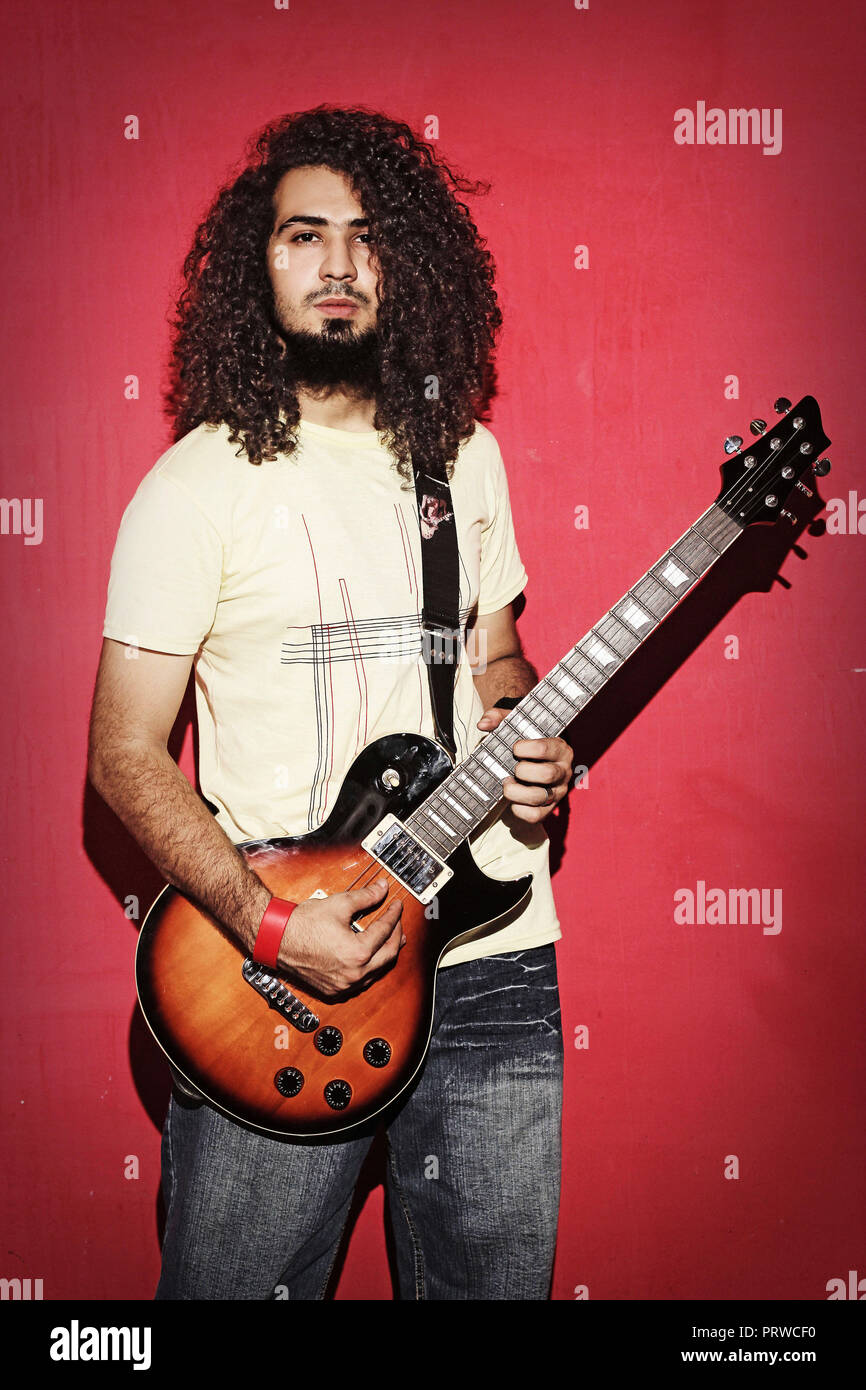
top-left (2, 0), bottom-right (863, 1301)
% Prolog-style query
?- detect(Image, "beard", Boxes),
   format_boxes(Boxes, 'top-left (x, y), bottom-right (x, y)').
top-left (272, 304), bottom-right (382, 397)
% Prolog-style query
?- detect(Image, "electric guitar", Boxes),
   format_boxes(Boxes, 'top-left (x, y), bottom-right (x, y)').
top-left (135, 394), bottom-right (830, 1137)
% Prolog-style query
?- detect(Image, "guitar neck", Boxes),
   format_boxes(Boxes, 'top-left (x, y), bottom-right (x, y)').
top-left (405, 501), bottom-right (744, 859)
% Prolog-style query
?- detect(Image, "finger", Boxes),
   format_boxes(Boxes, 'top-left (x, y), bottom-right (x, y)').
top-left (511, 737), bottom-right (558, 761)
top-left (345, 876), bottom-right (389, 909)
top-left (500, 767), bottom-right (561, 800)
top-left (354, 898), bottom-right (404, 960)
top-left (362, 917), bottom-right (407, 976)
top-left (344, 877), bottom-right (391, 929)
top-left (477, 707), bottom-right (509, 730)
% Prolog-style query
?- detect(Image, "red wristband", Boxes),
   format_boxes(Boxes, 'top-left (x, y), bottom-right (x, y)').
top-left (252, 897), bottom-right (297, 968)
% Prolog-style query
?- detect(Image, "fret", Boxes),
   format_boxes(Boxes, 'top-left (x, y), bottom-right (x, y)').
top-left (523, 689), bottom-right (565, 733)
top-left (475, 743), bottom-right (513, 780)
top-left (613, 595), bottom-right (655, 635)
top-left (594, 611), bottom-right (642, 660)
top-left (563, 650), bottom-right (608, 693)
top-left (671, 531), bottom-right (717, 573)
top-left (430, 774), bottom-right (483, 823)
top-left (426, 799), bottom-right (464, 840)
top-left (694, 505), bottom-right (742, 550)
top-left (651, 555), bottom-right (697, 596)
top-left (509, 708), bottom-right (546, 740)
top-left (549, 664), bottom-right (590, 705)
top-left (407, 810), bottom-right (454, 859)
top-left (453, 766), bottom-right (492, 803)
top-left (460, 754), bottom-right (503, 797)
top-left (631, 574), bottom-right (678, 620)
top-left (439, 789), bottom-right (474, 822)
top-left (481, 728), bottom-right (520, 773)
top-left (577, 632), bottom-right (622, 671)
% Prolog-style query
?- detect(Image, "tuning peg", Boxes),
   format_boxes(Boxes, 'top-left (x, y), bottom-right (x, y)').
top-left (780, 508), bottom-right (797, 524)
top-left (774, 396), bottom-right (792, 413)
top-left (813, 457), bottom-right (831, 476)
top-left (724, 435), bottom-right (743, 454)
top-left (749, 418), bottom-right (767, 436)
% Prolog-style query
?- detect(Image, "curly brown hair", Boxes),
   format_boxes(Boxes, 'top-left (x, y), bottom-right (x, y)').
top-left (164, 105), bottom-right (502, 484)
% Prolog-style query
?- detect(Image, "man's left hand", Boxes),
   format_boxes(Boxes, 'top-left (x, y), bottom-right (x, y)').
top-left (476, 707), bottom-right (573, 822)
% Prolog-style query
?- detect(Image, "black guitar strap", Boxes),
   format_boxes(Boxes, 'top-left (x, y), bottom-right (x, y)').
top-left (412, 463), bottom-right (462, 760)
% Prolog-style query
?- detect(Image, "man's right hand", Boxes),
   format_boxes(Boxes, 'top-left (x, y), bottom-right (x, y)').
top-left (277, 876), bottom-right (405, 998)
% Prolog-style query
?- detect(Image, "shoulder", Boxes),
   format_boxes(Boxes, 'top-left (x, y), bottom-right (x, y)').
top-left (454, 419), bottom-right (509, 494)
top-left (152, 422), bottom-right (257, 494)
top-left (129, 422), bottom-right (263, 534)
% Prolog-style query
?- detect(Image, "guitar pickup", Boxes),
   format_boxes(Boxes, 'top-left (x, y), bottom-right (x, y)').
top-left (361, 814), bottom-right (453, 905)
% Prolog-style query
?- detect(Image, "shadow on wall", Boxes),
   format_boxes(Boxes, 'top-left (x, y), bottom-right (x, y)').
top-left (82, 477), bottom-right (828, 1296)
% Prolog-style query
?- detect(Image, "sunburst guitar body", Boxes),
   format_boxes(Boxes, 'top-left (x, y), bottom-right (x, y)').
top-left (135, 733), bottom-right (531, 1138)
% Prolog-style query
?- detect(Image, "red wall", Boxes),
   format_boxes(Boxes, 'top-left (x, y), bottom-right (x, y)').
top-left (2, 0), bottom-right (863, 1301)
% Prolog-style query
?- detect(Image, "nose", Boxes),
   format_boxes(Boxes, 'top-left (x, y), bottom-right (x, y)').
top-left (318, 236), bottom-right (359, 286)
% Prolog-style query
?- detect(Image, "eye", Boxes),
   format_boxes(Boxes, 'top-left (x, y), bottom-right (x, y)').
top-left (291, 232), bottom-right (318, 243)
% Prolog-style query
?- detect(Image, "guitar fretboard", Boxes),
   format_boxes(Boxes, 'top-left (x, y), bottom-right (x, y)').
top-left (405, 502), bottom-right (743, 860)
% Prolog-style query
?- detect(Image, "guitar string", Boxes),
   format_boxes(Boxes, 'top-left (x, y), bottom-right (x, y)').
top-left (311, 412), bottom-right (817, 931)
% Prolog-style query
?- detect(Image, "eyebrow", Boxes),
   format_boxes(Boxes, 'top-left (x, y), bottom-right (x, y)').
top-left (274, 214), bottom-right (370, 232)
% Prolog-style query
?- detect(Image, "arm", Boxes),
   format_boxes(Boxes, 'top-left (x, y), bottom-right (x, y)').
top-left (87, 638), bottom-right (404, 993)
top-left (468, 603), bottom-right (573, 822)
top-left (87, 638), bottom-right (272, 953)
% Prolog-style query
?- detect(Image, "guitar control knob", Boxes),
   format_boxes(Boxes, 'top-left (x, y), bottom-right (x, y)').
top-left (314, 1026), bottom-right (343, 1056)
top-left (363, 1038), bottom-right (392, 1068)
top-left (813, 458), bottom-right (831, 476)
top-left (274, 1067), bottom-right (304, 1098)
top-left (324, 1079), bottom-right (352, 1110)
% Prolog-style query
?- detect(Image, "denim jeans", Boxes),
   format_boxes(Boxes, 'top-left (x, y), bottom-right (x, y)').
top-left (155, 943), bottom-right (563, 1300)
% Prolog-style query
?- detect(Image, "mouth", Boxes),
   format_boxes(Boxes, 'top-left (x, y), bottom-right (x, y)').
top-left (315, 299), bottom-right (360, 317)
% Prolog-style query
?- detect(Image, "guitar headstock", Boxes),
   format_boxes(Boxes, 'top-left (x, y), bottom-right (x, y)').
top-left (716, 395), bottom-right (831, 528)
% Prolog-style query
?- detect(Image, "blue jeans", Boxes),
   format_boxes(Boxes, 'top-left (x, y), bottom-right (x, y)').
top-left (155, 944), bottom-right (563, 1300)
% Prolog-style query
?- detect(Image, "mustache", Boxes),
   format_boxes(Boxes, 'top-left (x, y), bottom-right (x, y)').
top-left (311, 291), bottom-right (366, 304)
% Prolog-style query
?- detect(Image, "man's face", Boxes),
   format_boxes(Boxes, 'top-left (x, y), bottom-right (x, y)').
top-left (266, 164), bottom-right (382, 392)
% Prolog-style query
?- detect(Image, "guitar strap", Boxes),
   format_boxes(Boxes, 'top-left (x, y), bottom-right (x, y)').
top-left (411, 462), bottom-right (462, 760)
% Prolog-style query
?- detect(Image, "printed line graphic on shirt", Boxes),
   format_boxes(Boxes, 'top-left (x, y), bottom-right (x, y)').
top-left (281, 606), bottom-right (475, 828)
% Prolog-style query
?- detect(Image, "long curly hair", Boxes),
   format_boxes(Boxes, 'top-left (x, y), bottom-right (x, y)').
top-left (164, 105), bottom-right (502, 484)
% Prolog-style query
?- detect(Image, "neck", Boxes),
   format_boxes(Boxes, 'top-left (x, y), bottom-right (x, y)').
top-left (404, 502), bottom-right (744, 860)
top-left (298, 388), bottom-right (378, 433)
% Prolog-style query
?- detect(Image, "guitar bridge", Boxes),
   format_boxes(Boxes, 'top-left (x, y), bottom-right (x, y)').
top-left (361, 814), bottom-right (453, 904)
top-left (241, 959), bottom-right (319, 1032)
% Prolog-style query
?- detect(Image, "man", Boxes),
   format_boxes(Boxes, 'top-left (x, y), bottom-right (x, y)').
top-left (88, 105), bottom-right (574, 1300)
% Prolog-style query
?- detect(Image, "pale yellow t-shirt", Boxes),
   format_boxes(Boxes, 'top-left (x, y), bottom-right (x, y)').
top-left (102, 416), bottom-right (561, 967)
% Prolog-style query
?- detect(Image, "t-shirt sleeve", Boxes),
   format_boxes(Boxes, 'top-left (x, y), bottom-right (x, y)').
top-left (102, 468), bottom-right (223, 656)
top-left (476, 436), bottom-right (529, 615)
